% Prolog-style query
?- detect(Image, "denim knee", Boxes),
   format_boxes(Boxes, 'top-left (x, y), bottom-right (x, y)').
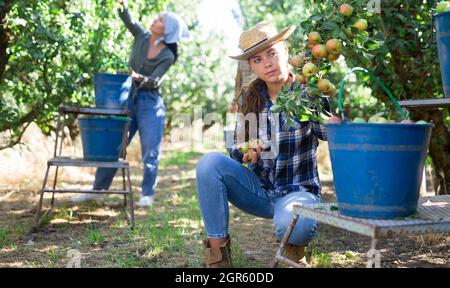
top-left (142, 148), bottom-right (160, 167)
top-left (273, 191), bottom-right (319, 246)
top-left (274, 215), bottom-right (318, 246)
top-left (196, 152), bottom-right (227, 179)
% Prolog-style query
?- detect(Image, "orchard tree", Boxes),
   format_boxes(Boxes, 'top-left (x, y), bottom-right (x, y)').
top-left (0, 0), bottom-right (157, 148)
top-left (0, 0), bottom-right (234, 149)
top-left (297, 0), bottom-right (449, 194)
top-left (161, 0), bottom-right (234, 133)
top-left (239, 0), bottom-right (309, 40)
top-left (0, 0), bottom-right (15, 79)
top-left (237, 0), bottom-right (449, 194)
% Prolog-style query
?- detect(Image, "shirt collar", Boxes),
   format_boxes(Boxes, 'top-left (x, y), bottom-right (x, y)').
top-left (261, 71), bottom-right (297, 102)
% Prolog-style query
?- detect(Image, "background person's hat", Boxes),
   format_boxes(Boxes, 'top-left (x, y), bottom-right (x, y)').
top-left (230, 21), bottom-right (296, 61)
top-left (154, 11), bottom-right (190, 46)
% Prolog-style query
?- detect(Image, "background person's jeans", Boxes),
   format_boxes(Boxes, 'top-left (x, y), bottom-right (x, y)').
top-left (196, 152), bottom-right (319, 246)
top-left (94, 87), bottom-right (166, 197)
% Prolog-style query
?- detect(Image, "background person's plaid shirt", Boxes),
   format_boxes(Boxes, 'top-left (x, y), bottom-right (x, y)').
top-left (229, 80), bottom-right (328, 198)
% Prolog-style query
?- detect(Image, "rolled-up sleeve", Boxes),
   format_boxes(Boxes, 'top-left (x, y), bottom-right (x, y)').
top-left (228, 120), bottom-right (244, 163)
top-left (229, 147), bottom-right (244, 163)
top-left (311, 121), bottom-right (327, 141)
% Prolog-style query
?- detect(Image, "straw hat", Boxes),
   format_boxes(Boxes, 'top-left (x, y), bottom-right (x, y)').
top-left (230, 21), bottom-right (296, 61)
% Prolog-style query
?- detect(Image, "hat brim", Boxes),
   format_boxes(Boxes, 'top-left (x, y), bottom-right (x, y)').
top-left (229, 25), bottom-right (296, 61)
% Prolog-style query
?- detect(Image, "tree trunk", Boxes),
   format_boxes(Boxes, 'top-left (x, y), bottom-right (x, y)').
top-left (0, 0), bottom-right (15, 80)
top-left (411, 109), bottom-right (449, 195)
top-left (378, 49), bottom-right (450, 195)
top-left (373, 73), bottom-right (449, 196)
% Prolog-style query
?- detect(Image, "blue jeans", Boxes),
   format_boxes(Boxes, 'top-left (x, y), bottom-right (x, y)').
top-left (196, 152), bottom-right (319, 246)
top-left (94, 86), bottom-right (166, 197)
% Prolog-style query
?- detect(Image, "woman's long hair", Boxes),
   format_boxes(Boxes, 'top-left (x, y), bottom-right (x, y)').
top-left (238, 77), bottom-right (266, 142)
top-left (240, 77), bottom-right (266, 115)
top-left (164, 42), bottom-right (178, 62)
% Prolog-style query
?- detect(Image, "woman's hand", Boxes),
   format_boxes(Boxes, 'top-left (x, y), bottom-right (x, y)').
top-left (242, 148), bottom-right (261, 164)
top-left (237, 139), bottom-right (264, 164)
top-left (228, 103), bottom-right (238, 113)
top-left (117, 0), bottom-right (128, 7)
top-left (131, 71), bottom-right (144, 82)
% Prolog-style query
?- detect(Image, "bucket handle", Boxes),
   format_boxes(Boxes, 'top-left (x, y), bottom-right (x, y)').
top-left (430, 13), bottom-right (435, 45)
top-left (337, 67), bottom-right (409, 120)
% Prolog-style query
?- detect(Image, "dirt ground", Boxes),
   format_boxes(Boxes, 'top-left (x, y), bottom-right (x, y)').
top-left (0, 124), bottom-right (448, 268)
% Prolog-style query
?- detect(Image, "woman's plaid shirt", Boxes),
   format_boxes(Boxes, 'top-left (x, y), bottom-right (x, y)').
top-left (229, 82), bottom-right (328, 197)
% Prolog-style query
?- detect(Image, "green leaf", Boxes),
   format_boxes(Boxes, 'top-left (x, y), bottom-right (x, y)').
top-left (365, 43), bottom-right (379, 51)
top-left (287, 118), bottom-right (296, 127)
top-left (345, 251), bottom-right (356, 259)
top-left (396, 14), bottom-right (406, 22)
top-left (330, 205), bottom-right (339, 211)
top-left (306, 86), bottom-right (321, 96)
top-left (270, 105), bottom-right (282, 113)
top-left (332, 29), bottom-right (349, 41)
top-left (362, 51), bottom-right (375, 60)
top-left (300, 97), bottom-right (311, 103)
top-left (372, 32), bottom-right (385, 41)
top-left (321, 21), bottom-right (339, 31)
top-left (286, 99), bottom-right (296, 109)
top-left (310, 14), bottom-right (324, 22)
top-left (334, 14), bottom-right (345, 23)
top-left (301, 20), bottom-right (312, 31)
top-left (319, 61), bottom-right (330, 70)
top-left (300, 114), bottom-right (310, 121)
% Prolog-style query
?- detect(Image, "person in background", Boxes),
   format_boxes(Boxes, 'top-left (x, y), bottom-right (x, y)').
top-left (228, 60), bottom-right (256, 113)
top-left (196, 21), bottom-right (329, 268)
top-left (72, 0), bottom-right (189, 207)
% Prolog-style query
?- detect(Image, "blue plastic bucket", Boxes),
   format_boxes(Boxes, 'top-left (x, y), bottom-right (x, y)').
top-left (325, 122), bottom-right (432, 219)
top-left (434, 11), bottom-right (450, 97)
top-left (328, 67), bottom-right (434, 219)
top-left (94, 73), bottom-right (131, 108)
top-left (79, 116), bottom-right (130, 162)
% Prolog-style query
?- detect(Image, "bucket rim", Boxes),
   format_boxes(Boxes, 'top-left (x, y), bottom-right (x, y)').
top-left (433, 10), bottom-right (450, 19)
top-left (94, 72), bottom-right (129, 78)
top-left (79, 116), bottom-right (130, 122)
top-left (324, 122), bottom-right (433, 128)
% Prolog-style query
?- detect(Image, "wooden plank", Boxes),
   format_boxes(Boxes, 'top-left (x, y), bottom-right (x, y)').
top-left (61, 106), bottom-right (131, 116)
top-left (293, 195), bottom-right (450, 237)
top-left (48, 157), bottom-right (129, 168)
top-left (42, 189), bottom-right (129, 194)
top-left (398, 98), bottom-right (450, 108)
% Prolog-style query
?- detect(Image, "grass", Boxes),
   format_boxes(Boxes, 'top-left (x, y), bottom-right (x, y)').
top-left (0, 148), bottom-right (345, 268)
top-left (159, 150), bottom-right (203, 168)
top-left (3, 146), bottom-right (447, 268)
top-left (115, 178), bottom-right (205, 267)
top-left (55, 206), bottom-right (75, 222)
top-left (100, 149), bottom-right (265, 268)
top-left (85, 224), bottom-right (106, 247)
top-left (0, 225), bottom-right (25, 250)
top-left (309, 248), bottom-right (333, 268)
top-left (0, 226), bottom-right (11, 249)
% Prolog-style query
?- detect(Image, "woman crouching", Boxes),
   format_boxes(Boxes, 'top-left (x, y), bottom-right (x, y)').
top-left (196, 21), bottom-right (328, 268)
